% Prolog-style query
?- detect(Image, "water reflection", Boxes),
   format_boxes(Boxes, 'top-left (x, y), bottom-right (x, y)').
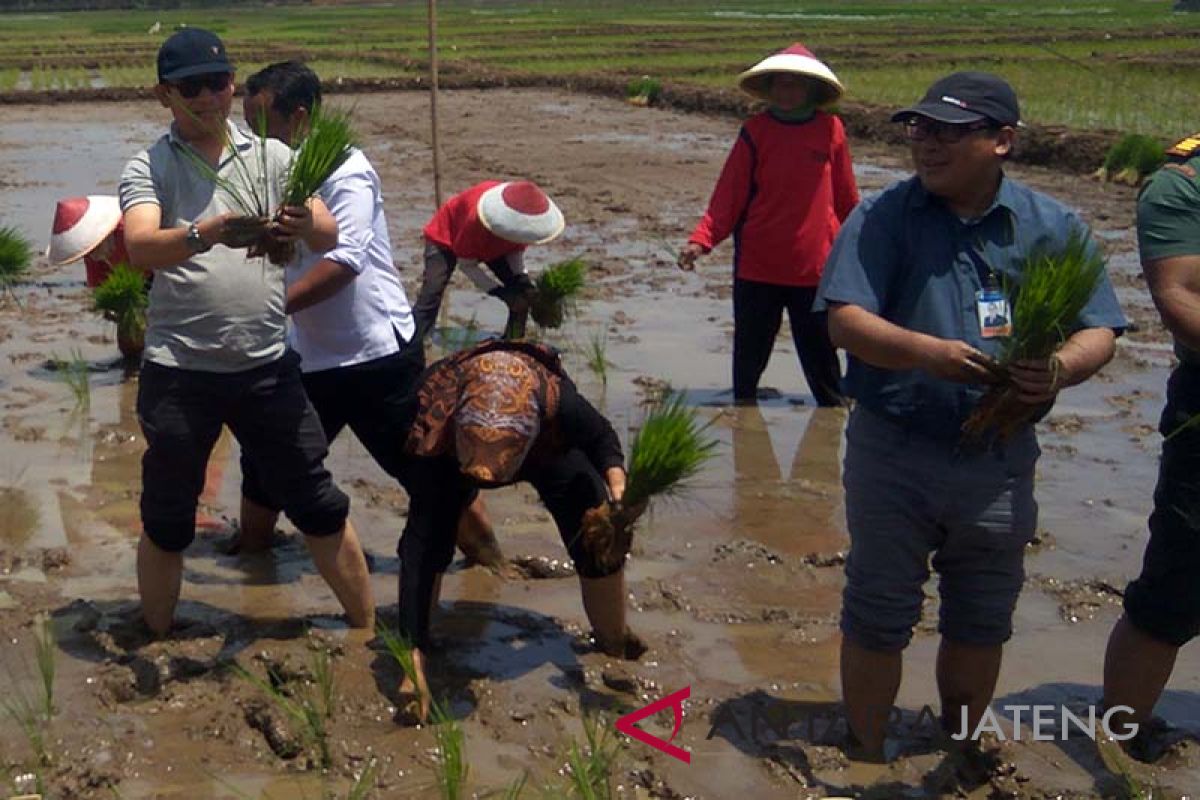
top-left (731, 405), bottom-right (847, 558)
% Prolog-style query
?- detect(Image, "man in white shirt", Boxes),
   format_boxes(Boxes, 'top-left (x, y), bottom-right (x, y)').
top-left (236, 61), bottom-right (500, 566)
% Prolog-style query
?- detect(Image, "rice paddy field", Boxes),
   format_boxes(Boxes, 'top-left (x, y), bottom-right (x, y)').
top-left (3, 2), bottom-right (1200, 799)
top-left (1, 0), bottom-right (1198, 138)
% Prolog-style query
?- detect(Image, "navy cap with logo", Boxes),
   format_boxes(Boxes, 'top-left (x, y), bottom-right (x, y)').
top-left (890, 71), bottom-right (1022, 128)
top-left (157, 27), bottom-right (233, 83)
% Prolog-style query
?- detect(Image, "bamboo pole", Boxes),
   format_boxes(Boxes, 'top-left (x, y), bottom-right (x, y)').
top-left (428, 0), bottom-right (443, 208)
top-left (428, 0), bottom-right (451, 338)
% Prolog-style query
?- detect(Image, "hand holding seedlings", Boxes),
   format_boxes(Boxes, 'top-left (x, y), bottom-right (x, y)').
top-left (677, 241), bottom-right (704, 271)
top-left (920, 338), bottom-right (1002, 384)
top-left (1008, 354), bottom-right (1068, 404)
top-left (270, 202), bottom-right (316, 243)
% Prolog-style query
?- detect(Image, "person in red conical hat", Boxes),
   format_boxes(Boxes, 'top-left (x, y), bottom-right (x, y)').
top-left (678, 42), bottom-right (859, 407)
top-left (414, 180), bottom-right (565, 342)
top-left (47, 195), bottom-right (130, 288)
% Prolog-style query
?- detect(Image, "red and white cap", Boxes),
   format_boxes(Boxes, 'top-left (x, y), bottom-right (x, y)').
top-left (737, 43), bottom-right (844, 105)
top-left (47, 195), bottom-right (121, 266)
top-left (477, 181), bottom-right (565, 246)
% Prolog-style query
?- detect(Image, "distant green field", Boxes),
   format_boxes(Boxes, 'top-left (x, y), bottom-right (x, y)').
top-left (1, 0), bottom-right (1197, 136)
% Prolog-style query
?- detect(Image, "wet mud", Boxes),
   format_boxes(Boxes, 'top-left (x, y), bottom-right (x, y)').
top-left (0, 89), bottom-right (1197, 798)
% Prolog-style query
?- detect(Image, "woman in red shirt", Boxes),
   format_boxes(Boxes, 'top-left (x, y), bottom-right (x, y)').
top-left (414, 180), bottom-right (564, 341)
top-left (679, 44), bottom-right (859, 406)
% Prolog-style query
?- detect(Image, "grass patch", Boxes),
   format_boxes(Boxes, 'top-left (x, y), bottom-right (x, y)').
top-left (1096, 133), bottom-right (1166, 185)
top-left (625, 74), bottom-right (662, 106)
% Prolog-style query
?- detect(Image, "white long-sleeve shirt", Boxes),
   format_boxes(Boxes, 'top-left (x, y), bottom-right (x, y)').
top-left (287, 148), bottom-right (415, 373)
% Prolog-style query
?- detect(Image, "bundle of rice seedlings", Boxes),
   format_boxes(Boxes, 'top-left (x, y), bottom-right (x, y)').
top-left (0, 224), bottom-right (33, 301)
top-left (580, 390), bottom-right (717, 573)
top-left (91, 263), bottom-right (148, 359)
top-left (962, 234), bottom-right (1106, 442)
top-left (531, 258), bottom-right (586, 329)
top-left (626, 75), bottom-right (662, 107)
top-left (265, 104), bottom-right (357, 265)
top-left (1094, 134), bottom-right (1165, 186)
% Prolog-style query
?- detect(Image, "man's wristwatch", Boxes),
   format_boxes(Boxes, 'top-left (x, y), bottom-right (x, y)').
top-left (185, 222), bottom-right (212, 254)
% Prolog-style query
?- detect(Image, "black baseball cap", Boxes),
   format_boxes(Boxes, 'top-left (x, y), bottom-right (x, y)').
top-left (890, 71), bottom-right (1021, 127)
top-left (157, 27), bottom-right (233, 83)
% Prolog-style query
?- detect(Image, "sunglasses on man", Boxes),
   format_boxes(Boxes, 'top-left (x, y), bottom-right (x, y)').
top-left (167, 72), bottom-right (232, 99)
top-left (902, 116), bottom-right (998, 145)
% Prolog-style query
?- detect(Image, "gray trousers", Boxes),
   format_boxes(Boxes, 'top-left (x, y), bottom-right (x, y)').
top-left (840, 408), bottom-right (1039, 651)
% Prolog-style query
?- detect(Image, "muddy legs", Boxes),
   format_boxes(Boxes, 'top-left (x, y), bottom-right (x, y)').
top-left (137, 532), bottom-right (183, 637)
top-left (304, 519), bottom-right (375, 630)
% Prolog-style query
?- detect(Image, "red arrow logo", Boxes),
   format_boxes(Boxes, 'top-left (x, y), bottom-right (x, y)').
top-left (615, 685), bottom-right (692, 764)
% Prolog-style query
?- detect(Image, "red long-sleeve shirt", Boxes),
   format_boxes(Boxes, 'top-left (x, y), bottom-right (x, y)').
top-left (424, 180), bottom-right (526, 263)
top-left (689, 110), bottom-right (859, 287)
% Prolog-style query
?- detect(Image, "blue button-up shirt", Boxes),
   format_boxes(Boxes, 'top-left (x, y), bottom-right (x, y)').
top-left (816, 174), bottom-right (1127, 441)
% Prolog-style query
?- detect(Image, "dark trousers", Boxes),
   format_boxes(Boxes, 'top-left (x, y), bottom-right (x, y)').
top-left (733, 277), bottom-right (845, 406)
top-left (397, 448), bottom-right (615, 648)
top-left (241, 332), bottom-right (426, 509)
top-left (138, 351), bottom-right (349, 551)
top-left (1124, 363), bottom-right (1200, 646)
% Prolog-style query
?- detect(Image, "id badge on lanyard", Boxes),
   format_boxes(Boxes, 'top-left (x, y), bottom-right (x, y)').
top-left (967, 245), bottom-right (1012, 339)
top-left (976, 282), bottom-right (1012, 339)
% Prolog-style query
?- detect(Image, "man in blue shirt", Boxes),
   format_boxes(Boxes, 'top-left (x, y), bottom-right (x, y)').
top-left (816, 72), bottom-right (1126, 763)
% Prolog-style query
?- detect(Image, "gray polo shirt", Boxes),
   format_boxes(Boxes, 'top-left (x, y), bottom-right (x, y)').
top-left (119, 121), bottom-right (292, 373)
top-left (816, 174), bottom-right (1127, 441)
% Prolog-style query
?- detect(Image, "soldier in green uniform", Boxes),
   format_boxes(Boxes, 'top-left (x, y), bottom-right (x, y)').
top-left (1103, 132), bottom-right (1200, 755)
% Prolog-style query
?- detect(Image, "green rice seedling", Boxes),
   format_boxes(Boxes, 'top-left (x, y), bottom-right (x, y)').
top-left (0, 224), bottom-right (33, 301)
top-left (501, 772), bottom-right (528, 799)
top-left (564, 714), bottom-right (617, 800)
top-left (92, 262), bottom-right (149, 359)
top-left (53, 348), bottom-right (92, 410)
top-left (234, 648), bottom-right (335, 769)
top-left (625, 74), bottom-right (662, 107)
top-left (1096, 736), bottom-right (1164, 799)
top-left (963, 233), bottom-right (1106, 442)
top-left (584, 330), bottom-right (612, 386)
top-left (430, 698), bottom-right (468, 800)
top-left (170, 96), bottom-right (274, 223)
top-left (33, 614), bottom-right (56, 722)
top-left (346, 758), bottom-right (378, 800)
top-left (1, 685), bottom-right (49, 794)
top-left (377, 623), bottom-right (431, 722)
top-left (531, 258), bottom-right (586, 329)
top-left (1096, 133), bottom-right (1165, 185)
top-left (376, 624), bottom-right (418, 687)
top-left (580, 390), bottom-right (717, 573)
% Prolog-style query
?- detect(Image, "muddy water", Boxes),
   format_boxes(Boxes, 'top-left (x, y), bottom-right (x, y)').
top-left (0, 90), bottom-right (1197, 799)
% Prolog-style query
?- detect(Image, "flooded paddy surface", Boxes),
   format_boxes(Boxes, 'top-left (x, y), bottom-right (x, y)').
top-left (0, 89), bottom-right (1197, 798)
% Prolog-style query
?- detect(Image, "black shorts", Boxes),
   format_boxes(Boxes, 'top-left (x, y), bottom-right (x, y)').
top-left (137, 351), bottom-right (349, 552)
top-left (1124, 363), bottom-right (1200, 647)
top-left (241, 332), bottom-right (425, 510)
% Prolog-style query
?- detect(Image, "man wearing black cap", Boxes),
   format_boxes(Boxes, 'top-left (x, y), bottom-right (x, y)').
top-left (119, 29), bottom-right (376, 636)
top-left (815, 71), bottom-right (1126, 763)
